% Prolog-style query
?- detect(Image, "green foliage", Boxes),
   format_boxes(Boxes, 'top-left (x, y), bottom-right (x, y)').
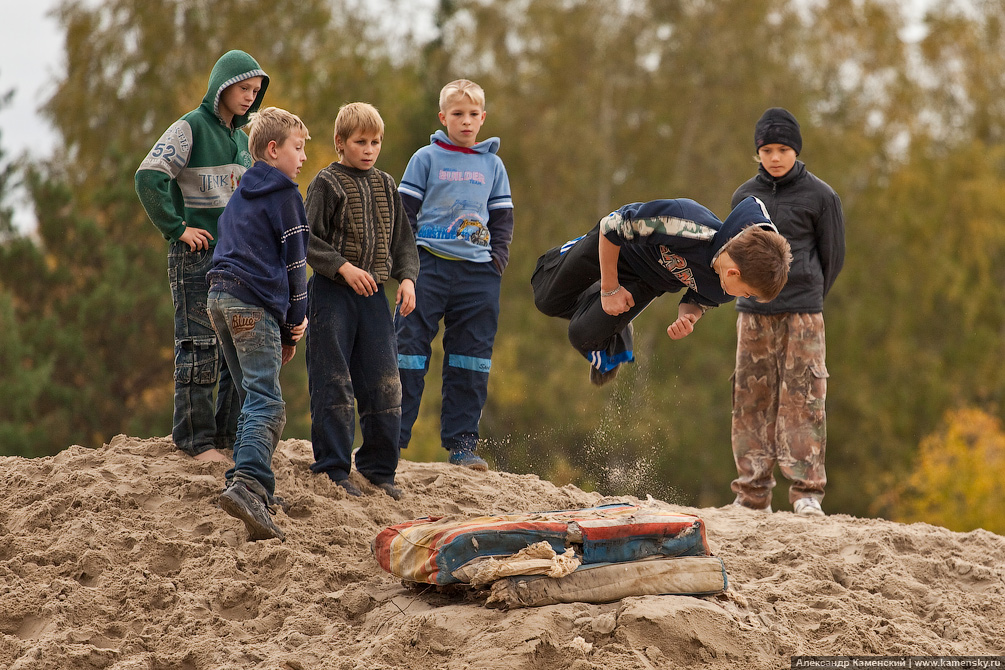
top-left (4, 0), bottom-right (1005, 531)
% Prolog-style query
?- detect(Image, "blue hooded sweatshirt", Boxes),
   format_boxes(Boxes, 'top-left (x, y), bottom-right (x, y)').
top-left (207, 161), bottom-right (310, 345)
top-left (600, 196), bottom-right (777, 308)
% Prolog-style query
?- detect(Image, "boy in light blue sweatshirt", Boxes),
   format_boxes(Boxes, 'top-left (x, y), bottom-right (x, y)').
top-left (395, 79), bottom-right (514, 471)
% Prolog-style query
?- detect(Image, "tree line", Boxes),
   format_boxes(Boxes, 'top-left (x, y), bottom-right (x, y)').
top-left (2, 0), bottom-right (1004, 530)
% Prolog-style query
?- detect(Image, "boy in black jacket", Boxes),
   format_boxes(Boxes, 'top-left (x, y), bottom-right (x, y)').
top-left (730, 108), bottom-right (846, 517)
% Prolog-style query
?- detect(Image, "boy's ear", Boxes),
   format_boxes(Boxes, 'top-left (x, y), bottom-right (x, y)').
top-left (266, 139), bottom-right (280, 159)
top-left (438, 111), bottom-right (447, 126)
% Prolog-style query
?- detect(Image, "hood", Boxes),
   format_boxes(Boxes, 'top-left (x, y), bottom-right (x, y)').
top-left (240, 162), bottom-right (296, 199)
top-left (201, 50), bottom-right (269, 129)
top-left (430, 129), bottom-right (500, 154)
top-left (712, 196), bottom-right (777, 261)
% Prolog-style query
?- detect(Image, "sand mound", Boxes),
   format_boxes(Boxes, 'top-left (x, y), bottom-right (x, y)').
top-left (1, 436), bottom-right (1003, 669)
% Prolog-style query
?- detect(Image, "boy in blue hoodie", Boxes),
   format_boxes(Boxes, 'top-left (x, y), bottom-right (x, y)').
top-left (207, 107), bottom-right (311, 542)
top-left (395, 80), bottom-right (514, 471)
top-left (135, 50), bottom-right (269, 463)
top-left (532, 197), bottom-right (792, 385)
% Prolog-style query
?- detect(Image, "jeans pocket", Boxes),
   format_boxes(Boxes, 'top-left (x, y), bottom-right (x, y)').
top-left (230, 309), bottom-right (267, 354)
top-left (174, 336), bottom-right (220, 385)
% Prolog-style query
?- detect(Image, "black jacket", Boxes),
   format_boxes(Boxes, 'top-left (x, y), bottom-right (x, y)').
top-left (731, 161), bottom-right (845, 314)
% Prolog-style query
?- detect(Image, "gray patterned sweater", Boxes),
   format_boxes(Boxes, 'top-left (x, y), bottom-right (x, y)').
top-left (305, 162), bottom-right (419, 285)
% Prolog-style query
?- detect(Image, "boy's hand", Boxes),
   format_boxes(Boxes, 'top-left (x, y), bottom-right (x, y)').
top-left (666, 313), bottom-right (698, 340)
top-left (281, 344), bottom-right (296, 365)
top-left (289, 317), bottom-right (308, 343)
top-left (601, 286), bottom-right (634, 316)
top-left (396, 279), bottom-right (416, 317)
top-left (666, 303), bottom-right (703, 340)
top-left (339, 263), bottom-right (379, 296)
top-left (178, 225), bottom-right (214, 251)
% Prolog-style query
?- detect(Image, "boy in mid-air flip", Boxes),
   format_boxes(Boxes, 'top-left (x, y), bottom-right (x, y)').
top-left (533, 196), bottom-right (792, 385)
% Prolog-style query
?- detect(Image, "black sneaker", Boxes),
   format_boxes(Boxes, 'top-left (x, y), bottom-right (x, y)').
top-left (589, 364), bottom-right (619, 386)
top-left (375, 481), bottom-right (404, 500)
top-left (219, 481), bottom-right (285, 542)
top-left (335, 478), bottom-right (363, 497)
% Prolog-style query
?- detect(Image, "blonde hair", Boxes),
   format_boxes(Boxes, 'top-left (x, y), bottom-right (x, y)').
top-left (246, 107), bottom-right (310, 163)
top-left (439, 79), bottom-right (485, 111)
top-left (728, 228), bottom-right (793, 302)
top-left (333, 102), bottom-right (384, 159)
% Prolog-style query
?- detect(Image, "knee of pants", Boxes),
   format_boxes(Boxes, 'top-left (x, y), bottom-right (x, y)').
top-left (534, 292), bottom-right (563, 317)
top-left (174, 336), bottom-right (220, 385)
top-left (567, 320), bottom-right (605, 353)
top-left (361, 375), bottom-right (403, 413)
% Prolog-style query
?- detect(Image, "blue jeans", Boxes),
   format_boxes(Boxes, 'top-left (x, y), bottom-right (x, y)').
top-left (207, 291), bottom-right (286, 497)
top-left (168, 243), bottom-right (240, 456)
top-left (395, 249), bottom-right (501, 452)
top-left (306, 274), bottom-right (401, 484)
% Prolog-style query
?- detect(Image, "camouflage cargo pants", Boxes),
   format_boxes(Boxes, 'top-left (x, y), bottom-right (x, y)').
top-left (731, 312), bottom-right (828, 509)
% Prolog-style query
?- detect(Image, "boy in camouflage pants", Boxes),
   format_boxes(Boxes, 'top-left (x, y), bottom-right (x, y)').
top-left (730, 108), bottom-right (845, 516)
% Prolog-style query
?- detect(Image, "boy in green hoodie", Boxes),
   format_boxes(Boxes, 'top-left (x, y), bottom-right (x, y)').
top-left (135, 50), bottom-right (269, 462)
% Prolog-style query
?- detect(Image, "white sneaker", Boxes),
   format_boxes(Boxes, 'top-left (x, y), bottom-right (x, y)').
top-left (793, 497), bottom-right (825, 517)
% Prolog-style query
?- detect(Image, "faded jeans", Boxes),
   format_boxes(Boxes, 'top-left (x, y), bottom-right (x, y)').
top-left (208, 291), bottom-right (286, 498)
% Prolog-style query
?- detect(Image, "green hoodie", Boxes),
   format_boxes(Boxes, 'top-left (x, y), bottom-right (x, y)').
top-left (135, 50), bottom-right (269, 245)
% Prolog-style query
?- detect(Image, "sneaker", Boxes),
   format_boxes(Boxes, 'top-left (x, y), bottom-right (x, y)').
top-left (219, 481), bottom-right (285, 542)
top-left (794, 497), bottom-right (825, 517)
top-left (589, 364), bottom-right (619, 387)
top-left (448, 448), bottom-right (489, 471)
top-left (335, 478), bottom-right (363, 497)
top-left (375, 481), bottom-right (404, 500)
top-left (269, 493), bottom-right (293, 514)
top-left (732, 496), bottom-right (772, 513)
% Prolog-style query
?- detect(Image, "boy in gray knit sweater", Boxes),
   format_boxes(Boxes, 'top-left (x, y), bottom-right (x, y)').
top-left (304, 102), bottom-right (419, 500)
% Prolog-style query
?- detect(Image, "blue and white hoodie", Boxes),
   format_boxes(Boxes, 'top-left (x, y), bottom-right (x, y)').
top-left (600, 196), bottom-right (777, 309)
top-left (399, 130), bottom-right (514, 269)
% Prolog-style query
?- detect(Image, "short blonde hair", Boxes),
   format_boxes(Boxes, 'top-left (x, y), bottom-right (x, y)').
top-left (333, 102), bottom-right (384, 159)
top-left (247, 107), bottom-right (310, 163)
top-left (439, 79), bottom-right (485, 111)
top-left (728, 228), bottom-right (793, 302)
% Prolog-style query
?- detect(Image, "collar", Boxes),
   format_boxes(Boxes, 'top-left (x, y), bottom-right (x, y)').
top-left (433, 139), bottom-right (479, 155)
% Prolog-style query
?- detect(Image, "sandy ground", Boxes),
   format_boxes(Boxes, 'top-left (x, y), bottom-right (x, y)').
top-left (1, 435), bottom-right (1003, 670)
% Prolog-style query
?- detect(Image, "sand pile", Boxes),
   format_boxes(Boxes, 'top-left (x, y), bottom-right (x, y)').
top-left (1, 435), bottom-right (1003, 669)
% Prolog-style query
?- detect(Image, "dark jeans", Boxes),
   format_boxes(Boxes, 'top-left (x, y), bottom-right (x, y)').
top-left (395, 250), bottom-right (501, 452)
top-left (168, 242), bottom-right (240, 456)
top-left (531, 225), bottom-right (650, 372)
top-left (306, 274), bottom-right (401, 484)
top-left (208, 292), bottom-right (286, 497)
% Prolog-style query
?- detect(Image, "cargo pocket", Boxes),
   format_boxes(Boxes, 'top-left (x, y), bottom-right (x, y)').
top-left (807, 363), bottom-right (829, 407)
top-left (174, 336), bottom-right (220, 385)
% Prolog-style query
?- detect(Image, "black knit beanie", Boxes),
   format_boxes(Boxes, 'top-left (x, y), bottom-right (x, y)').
top-left (754, 107), bottom-right (802, 155)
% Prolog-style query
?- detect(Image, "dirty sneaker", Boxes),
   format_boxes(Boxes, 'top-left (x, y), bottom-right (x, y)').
top-left (335, 478), bottom-right (363, 497)
top-left (448, 447), bottom-right (489, 471)
top-left (219, 481), bottom-right (286, 542)
top-left (793, 497), bottom-right (825, 517)
top-left (375, 481), bottom-right (404, 500)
